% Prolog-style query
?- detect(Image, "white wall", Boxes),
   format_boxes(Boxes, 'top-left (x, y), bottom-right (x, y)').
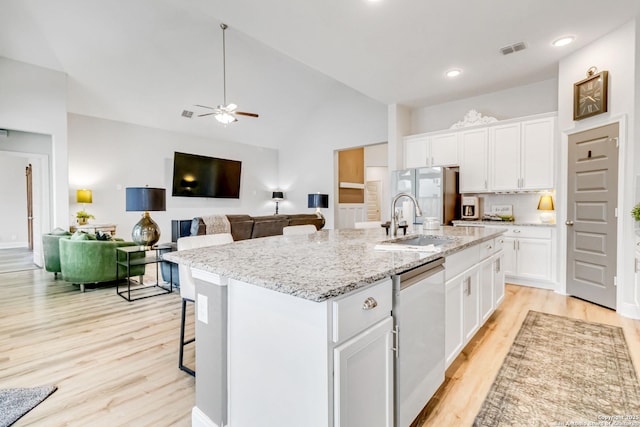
top-left (0, 155), bottom-right (29, 248)
top-left (411, 78), bottom-right (559, 133)
top-left (277, 84), bottom-right (387, 229)
top-left (68, 114), bottom-right (278, 241)
top-left (0, 57), bottom-right (68, 229)
top-left (557, 19), bottom-right (638, 318)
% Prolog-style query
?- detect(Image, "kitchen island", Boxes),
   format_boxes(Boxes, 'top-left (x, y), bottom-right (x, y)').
top-left (164, 226), bottom-right (506, 427)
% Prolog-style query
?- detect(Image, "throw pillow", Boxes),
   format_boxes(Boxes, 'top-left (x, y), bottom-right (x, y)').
top-left (96, 231), bottom-right (112, 241)
top-left (51, 227), bottom-right (71, 236)
top-left (70, 231), bottom-right (97, 240)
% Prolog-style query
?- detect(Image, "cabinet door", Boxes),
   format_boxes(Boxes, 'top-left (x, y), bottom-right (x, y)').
top-left (429, 133), bottom-right (459, 166)
top-left (445, 277), bottom-right (464, 368)
top-left (462, 268), bottom-right (480, 342)
top-left (516, 238), bottom-right (552, 281)
top-left (490, 123), bottom-right (521, 191)
top-left (460, 128), bottom-right (489, 193)
top-left (502, 237), bottom-right (517, 276)
top-left (521, 117), bottom-right (554, 190)
top-left (480, 259), bottom-right (494, 323)
top-left (404, 135), bottom-right (429, 169)
top-left (334, 317), bottom-right (393, 427)
top-left (493, 254), bottom-right (505, 307)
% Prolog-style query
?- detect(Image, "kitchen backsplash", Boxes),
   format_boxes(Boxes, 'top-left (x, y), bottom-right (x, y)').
top-left (475, 193), bottom-right (555, 224)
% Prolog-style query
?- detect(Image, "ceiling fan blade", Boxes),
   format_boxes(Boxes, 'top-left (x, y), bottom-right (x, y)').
top-left (197, 112), bottom-right (216, 117)
top-left (195, 104), bottom-right (216, 110)
top-left (235, 111), bottom-right (259, 118)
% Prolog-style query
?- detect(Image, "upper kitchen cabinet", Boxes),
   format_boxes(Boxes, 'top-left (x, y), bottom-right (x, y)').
top-left (403, 132), bottom-right (459, 169)
top-left (490, 116), bottom-right (555, 192)
top-left (459, 128), bottom-right (489, 193)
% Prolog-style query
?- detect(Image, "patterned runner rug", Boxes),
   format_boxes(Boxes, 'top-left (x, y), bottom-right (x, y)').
top-left (474, 311), bottom-right (640, 426)
top-left (0, 386), bottom-right (57, 427)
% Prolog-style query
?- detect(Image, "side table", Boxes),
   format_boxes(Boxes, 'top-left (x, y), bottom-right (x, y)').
top-left (116, 244), bottom-right (173, 301)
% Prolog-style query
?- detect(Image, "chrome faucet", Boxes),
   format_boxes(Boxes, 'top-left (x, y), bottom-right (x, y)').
top-left (390, 192), bottom-right (422, 238)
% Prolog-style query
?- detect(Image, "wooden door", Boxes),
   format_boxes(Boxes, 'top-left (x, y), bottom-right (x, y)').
top-left (25, 164), bottom-right (33, 250)
top-left (566, 123), bottom-right (618, 309)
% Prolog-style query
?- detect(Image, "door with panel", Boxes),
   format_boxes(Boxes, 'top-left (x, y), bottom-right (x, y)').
top-left (566, 123), bottom-right (618, 309)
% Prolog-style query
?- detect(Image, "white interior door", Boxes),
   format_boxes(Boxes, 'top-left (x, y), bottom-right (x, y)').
top-left (365, 180), bottom-right (381, 221)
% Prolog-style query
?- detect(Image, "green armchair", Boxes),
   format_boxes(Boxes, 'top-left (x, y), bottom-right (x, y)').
top-left (59, 238), bottom-right (146, 292)
top-left (42, 229), bottom-right (72, 278)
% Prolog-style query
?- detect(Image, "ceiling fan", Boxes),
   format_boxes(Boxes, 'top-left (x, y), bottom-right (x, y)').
top-left (196, 23), bottom-right (259, 124)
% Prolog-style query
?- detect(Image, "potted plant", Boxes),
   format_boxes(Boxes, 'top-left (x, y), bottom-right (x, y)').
top-left (632, 203), bottom-right (640, 225)
top-left (76, 210), bottom-right (95, 225)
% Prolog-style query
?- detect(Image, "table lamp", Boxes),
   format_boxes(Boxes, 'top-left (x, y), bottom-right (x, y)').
top-left (537, 194), bottom-right (555, 224)
top-left (272, 191), bottom-right (284, 215)
top-left (126, 187), bottom-right (166, 246)
top-left (308, 193), bottom-right (329, 219)
top-left (76, 189), bottom-right (93, 225)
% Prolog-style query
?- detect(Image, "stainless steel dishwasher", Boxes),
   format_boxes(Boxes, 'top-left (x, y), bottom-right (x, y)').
top-left (392, 257), bottom-right (445, 427)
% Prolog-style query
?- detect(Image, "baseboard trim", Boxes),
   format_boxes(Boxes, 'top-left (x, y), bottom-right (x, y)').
top-left (618, 302), bottom-right (640, 320)
top-left (192, 406), bottom-right (224, 427)
top-left (0, 242), bottom-right (28, 249)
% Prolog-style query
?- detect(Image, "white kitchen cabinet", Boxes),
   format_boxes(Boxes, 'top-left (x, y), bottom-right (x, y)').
top-left (227, 278), bottom-right (393, 427)
top-left (429, 132), bottom-right (459, 166)
top-left (462, 267), bottom-right (480, 342)
top-left (459, 127), bottom-right (489, 193)
top-left (334, 317), bottom-right (394, 427)
top-left (403, 135), bottom-right (429, 169)
top-left (521, 117), bottom-right (555, 190)
top-left (445, 275), bottom-right (464, 367)
top-left (498, 226), bottom-right (555, 289)
top-left (480, 257), bottom-right (495, 323)
top-left (403, 132), bottom-right (459, 169)
top-left (493, 253), bottom-right (505, 307)
top-left (445, 240), bottom-right (504, 367)
top-left (489, 117), bottom-right (555, 192)
top-left (489, 123), bottom-right (520, 191)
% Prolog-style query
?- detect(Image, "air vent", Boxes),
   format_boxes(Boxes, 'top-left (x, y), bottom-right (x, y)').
top-left (0, 129), bottom-right (8, 138)
top-left (500, 42), bottom-right (527, 55)
top-left (181, 110), bottom-right (194, 118)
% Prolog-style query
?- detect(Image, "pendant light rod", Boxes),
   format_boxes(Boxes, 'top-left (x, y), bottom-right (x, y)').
top-left (220, 23), bottom-right (228, 106)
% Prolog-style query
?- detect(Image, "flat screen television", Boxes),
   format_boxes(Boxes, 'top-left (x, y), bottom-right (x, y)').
top-left (172, 151), bottom-right (241, 198)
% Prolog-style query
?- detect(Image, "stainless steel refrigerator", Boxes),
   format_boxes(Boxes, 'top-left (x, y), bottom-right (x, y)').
top-left (391, 167), bottom-right (460, 225)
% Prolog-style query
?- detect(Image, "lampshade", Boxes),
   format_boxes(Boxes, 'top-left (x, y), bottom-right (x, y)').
top-left (537, 195), bottom-right (555, 211)
top-left (272, 191), bottom-right (284, 201)
top-left (308, 193), bottom-right (329, 209)
top-left (76, 189), bottom-right (93, 204)
top-left (126, 187), bottom-right (166, 212)
top-left (125, 187), bottom-right (166, 246)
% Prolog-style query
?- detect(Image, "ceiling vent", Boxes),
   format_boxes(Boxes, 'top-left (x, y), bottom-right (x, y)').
top-left (181, 110), bottom-right (194, 118)
top-left (0, 129), bottom-right (8, 138)
top-left (500, 42), bottom-right (527, 55)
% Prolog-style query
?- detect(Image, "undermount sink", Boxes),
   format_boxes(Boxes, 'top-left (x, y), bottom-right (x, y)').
top-left (375, 234), bottom-right (460, 252)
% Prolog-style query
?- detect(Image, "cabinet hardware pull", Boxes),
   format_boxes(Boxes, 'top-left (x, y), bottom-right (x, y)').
top-left (392, 325), bottom-right (399, 358)
top-left (465, 277), bottom-right (471, 296)
top-left (565, 220), bottom-right (574, 226)
top-left (486, 244), bottom-right (492, 250)
top-left (495, 258), bottom-right (501, 273)
top-left (362, 297), bottom-right (378, 310)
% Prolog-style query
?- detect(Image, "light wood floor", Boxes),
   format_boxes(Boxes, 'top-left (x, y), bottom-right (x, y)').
top-left (3, 268), bottom-right (640, 427)
top-left (417, 284), bottom-right (640, 426)
top-left (1, 268), bottom-right (195, 427)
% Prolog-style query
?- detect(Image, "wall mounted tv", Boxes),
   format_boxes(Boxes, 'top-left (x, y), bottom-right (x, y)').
top-left (172, 151), bottom-right (241, 198)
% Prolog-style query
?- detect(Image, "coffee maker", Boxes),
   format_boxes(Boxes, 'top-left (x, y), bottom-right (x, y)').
top-left (461, 196), bottom-right (480, 219)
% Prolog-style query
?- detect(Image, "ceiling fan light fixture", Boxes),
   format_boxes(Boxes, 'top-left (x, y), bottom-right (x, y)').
top-left (445, 69), bottom-right (462, 78)
top-left (215, 111), bottom-right (237, 124)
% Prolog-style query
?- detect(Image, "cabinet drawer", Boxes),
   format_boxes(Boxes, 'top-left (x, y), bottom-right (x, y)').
top-left (479, 238), bottom-right (498, 260)
top-left (504, 226), bottom-right (552, 239)
top-left (445, 245), bottom-right (480, 280)
top-left (332, 279), bottom-right (392, 343)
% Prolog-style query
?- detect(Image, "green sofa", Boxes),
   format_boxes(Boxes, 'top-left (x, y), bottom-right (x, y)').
top-left (59, 237), bottom-right (146, 292)
top-left (42, 229), bottom-right (72, 278)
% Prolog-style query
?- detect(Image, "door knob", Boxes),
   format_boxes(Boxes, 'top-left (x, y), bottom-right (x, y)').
top-left (565, 220), bottom-right (574, 226)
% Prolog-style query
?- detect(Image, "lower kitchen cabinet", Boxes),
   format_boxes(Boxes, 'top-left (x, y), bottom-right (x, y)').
top-left (445, 242), bottom-right (504, 368)
top-left (334, 317), bottom-right (394, 427)
top-left (500, 226), bottom-right (555, 288)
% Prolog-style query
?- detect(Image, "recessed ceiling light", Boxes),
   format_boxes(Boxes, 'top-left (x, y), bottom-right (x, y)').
top-left (446, 69), bottom-right (462, 78)
top-left (552, 36), bottom-right (575, 47)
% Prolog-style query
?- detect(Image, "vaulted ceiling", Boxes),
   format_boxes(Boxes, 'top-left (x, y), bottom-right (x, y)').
top-left (1, 0), bottom-right (638, 148)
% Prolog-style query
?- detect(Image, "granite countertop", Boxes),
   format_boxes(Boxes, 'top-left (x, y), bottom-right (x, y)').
top-left (452, 220), bottom-right (556, 227)
top-left (164, 226), bottom-right (505, 302)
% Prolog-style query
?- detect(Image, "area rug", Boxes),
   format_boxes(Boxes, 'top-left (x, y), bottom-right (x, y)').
top-left (0, 386), bottom-right (57, 427)
top-left (474, 311), bottom-right (640, 426)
